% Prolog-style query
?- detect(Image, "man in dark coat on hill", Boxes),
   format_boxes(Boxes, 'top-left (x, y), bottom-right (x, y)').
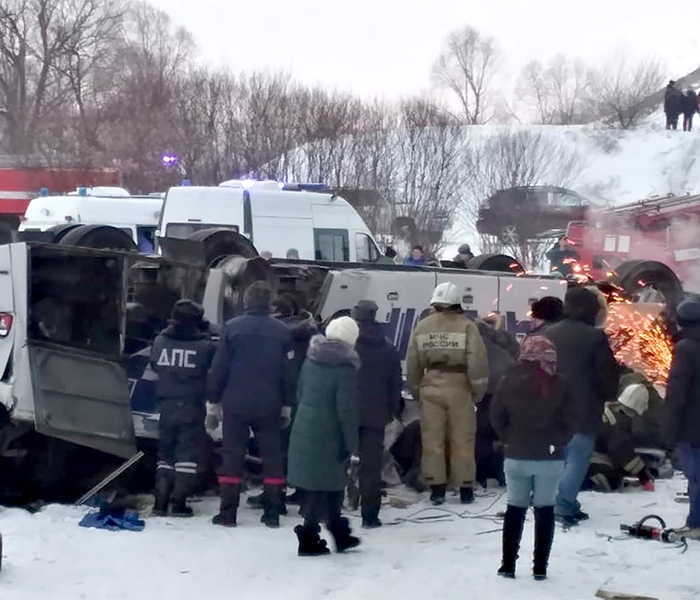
top-left (664, 80), bottom-right (683, 130)
top-left (664, 300), bottom-right (700, 540)
top-left (682, 88), bottom-right (698, 132)
top-left (544, 286), bottom-right (619, 526)
top-left (351, 300), bottom-right (403, 528)
top-left (207, 281), bottom-right (297, 529)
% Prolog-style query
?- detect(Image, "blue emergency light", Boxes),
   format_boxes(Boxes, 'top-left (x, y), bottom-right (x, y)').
top-left (181, 179), bottom-right (191, 186)
top-left (39, 187), bottom-right (49, 197)
top-left (282, 182), bottom-right (328, 192)
top-left (78, 187), bottom-right (88, 196)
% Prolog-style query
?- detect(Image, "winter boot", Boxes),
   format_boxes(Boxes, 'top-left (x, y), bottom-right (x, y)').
top-left (362, 505), bottom-right (382, 529)
top-left (460, 486), bottom-right (475, 505)
top-left (170, 473), bottom-right (195, 518)
top-left (246, 491), bottom-right (266, 509)
top-left (261, 485), bottom-right (284, 529)
top-left (327, 517), bottom-right (361, 552)
top-left (533, 506), bottom-right (555, 580)
top-left (430, 484), bottom-right (446, 506)
top-left (295, 524), bottom-right (331, 557)
top-left (152, 470), bottom-right (175, 517)
top-left (212, 482), bottom-right (240, 527)
top-left (497, 505), bottom-right (527, 578)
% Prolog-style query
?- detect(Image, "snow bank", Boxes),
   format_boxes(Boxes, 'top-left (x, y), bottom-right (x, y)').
top-left (0, 477), bottom-right (695, 600)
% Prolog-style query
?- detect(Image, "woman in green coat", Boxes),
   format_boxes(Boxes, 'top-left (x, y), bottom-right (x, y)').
top-left (288, 316), bottom-right (361, 557)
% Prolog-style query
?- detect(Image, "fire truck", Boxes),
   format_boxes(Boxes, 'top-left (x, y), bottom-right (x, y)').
top-left (564, 193), bottom-right (700, 309)
top-left (0, 161), bottom-right (120, 241)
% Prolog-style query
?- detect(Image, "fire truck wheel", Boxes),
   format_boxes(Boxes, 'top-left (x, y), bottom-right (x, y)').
top-left (187, 228), bottom-right (258, 267)
top-left (614, 259), bottom-right (684, 312)
top-left (467, 254), bottom-right (525, 274)
top-left (44, 223), bottom-right (84, 243)
top-left (58, 224), bottom-right (137, 252)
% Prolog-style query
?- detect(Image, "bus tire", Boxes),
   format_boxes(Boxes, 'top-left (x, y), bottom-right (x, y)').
top-left (58, 224), bottom-right (137, 252)
top-left (466, 254), bottom-right (525, 273)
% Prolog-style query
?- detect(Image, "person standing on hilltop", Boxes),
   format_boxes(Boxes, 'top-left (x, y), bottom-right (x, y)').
top-left (664, 80), bottom-right (683, 130)
top-left (683, 88), bottom-right (698, 132)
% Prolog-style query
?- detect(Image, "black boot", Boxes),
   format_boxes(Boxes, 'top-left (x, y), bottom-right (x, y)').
top-left (362, 503), bottom-right (382, 529)
top-left (498, 505), bottom-right (527, 578)
top-left (287, 489), bottom-right (303, 505)
top-left (261, 485), bottom-right (283, 528)
top-left (246, 491), bottom-right (266, 509)
top-left (430, 484), bottom-right (446, 506)
top-left (212, 483), bottom-right (240, 527)
top-left (171, 473), bottom-right (195, 518)
top-left (152, 470), bottom-right (174, 516)
top-left (533, 506), bottom-right (555, 581)
top-left (460, 486), bottom-right (475, 505)
top-left (295, 524), bottom-right (331, 557)
top-left (327, 517), bottom-right (361, 552)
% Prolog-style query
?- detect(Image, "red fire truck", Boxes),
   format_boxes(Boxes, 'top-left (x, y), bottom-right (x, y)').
top-left (0, 163), bottom-right (120, 241)
top-left (564, 193), bottom-right (700, 308)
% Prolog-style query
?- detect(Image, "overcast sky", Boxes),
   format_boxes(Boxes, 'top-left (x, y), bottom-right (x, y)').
top-left (148, 0), bottom-right (699, 99)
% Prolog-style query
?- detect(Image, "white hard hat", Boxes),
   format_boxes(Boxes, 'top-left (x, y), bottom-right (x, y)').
top-left (618, 383), bottom-right (649, 416)
top-left (430, 282), bottom-right (461, 307)
top-left (325, 316), bottom-right (360, 347)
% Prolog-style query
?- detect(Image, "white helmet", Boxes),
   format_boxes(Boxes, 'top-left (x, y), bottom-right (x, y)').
top-left (430, 282), bottom-right (461, 307)
top-left (618, 383), bottom-right (649, 416)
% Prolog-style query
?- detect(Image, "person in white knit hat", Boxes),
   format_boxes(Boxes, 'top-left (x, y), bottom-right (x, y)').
top-left (287, 315), bottom-right (362, 556)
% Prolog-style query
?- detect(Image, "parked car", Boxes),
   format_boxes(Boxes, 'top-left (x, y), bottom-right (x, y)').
top-left (476, 186), bottom-right (600, 243)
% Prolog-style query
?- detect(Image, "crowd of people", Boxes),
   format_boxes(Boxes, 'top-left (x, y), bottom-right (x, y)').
top-left (664, 79), bottom-right (699, 131)
top-left (146, 277), bottom-right (699, 580)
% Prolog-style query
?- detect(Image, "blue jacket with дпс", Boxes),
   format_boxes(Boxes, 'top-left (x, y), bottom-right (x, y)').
top-left (208, 310), bottom-right (296, 418)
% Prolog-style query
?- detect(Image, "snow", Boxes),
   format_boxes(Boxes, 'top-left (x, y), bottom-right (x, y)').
top-left (443, 121), bottom-right (700, 258)
top-left (0, 476), bottom-right (695, 600)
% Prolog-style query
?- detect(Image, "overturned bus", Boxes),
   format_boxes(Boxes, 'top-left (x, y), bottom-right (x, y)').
top-left (0, 225), bottom-right (569, 503)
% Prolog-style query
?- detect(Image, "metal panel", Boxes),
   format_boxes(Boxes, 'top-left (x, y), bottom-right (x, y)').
top-left (30, 345), bottom-right (136, 458)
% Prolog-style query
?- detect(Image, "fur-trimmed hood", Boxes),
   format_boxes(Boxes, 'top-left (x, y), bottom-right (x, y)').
top-left (307, 334), bottom-right (360, 368)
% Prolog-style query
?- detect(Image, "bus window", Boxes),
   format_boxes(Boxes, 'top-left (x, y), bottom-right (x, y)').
top-left (165, 223), bottom-right (240, 239)
top-left (355, 233), bottom-right (379, 263)
top-left (314, 228), bottom-right (349, 262)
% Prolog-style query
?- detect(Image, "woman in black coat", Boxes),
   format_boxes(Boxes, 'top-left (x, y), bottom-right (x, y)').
top-left (490, 335), bottom-right (575, 581)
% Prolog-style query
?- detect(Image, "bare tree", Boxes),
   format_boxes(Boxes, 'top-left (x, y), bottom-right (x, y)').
top-left (588, 55), bottom-right (666, 129)
top-left (516, 55), bottom-right (591, 125)
top-left (431, 26), bottom-right (501, 125)
top-left (463, 128), bottom-right (583, 268)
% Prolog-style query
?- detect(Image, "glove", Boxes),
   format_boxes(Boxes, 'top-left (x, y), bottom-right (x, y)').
top-left (281, 406), bottom-right (292, 429)
top-left (205, 402), bottom-right (222, 431)
top-left (349, 454), bottom-right (361, 465)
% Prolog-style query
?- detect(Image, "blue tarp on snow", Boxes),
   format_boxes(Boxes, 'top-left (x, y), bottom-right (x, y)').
top-left (79, 509), bottom-right (145, 532)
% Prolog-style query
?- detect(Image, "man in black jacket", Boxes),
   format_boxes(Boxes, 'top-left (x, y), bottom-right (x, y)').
top-left (207, 281), bottom-right (296, 528)
top-left (529, 296), bottom-right (564, 336)
top-left (683, 88), bottom-right (698, 132)
top-left (664, 300), bottom-right (700, 539)
top-left (352, 299), bottom-right (403, 528)
top-left (544, 287), bottom-right (619, 526)
top-left (150, 300), bottom-right (216, 517)
top-left (545, 237), bottom-right (580, 277)
top-left (664, 80), bottom-right (682, 130)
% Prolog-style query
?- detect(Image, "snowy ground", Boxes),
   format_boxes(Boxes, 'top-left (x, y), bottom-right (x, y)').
top-left (0, 476), bottom-right (695, 600)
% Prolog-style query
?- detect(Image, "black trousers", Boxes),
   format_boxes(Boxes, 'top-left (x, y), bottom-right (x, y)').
top-left (684, 113), bottom-right (695, 131)
top-left (158, 399), bottom-right (201, 477)
top-left (359, 427), bottom-right (384, 520)
top-left (302, 490), bottom-right (344, 527)
top-left (219, 411), bottom-right (284, 486)
top-left (666, 113), bottom-right (679, 130)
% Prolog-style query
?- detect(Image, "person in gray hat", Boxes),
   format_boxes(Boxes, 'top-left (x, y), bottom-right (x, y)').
top-left (351, 299), bottom-right (403, 527)
top-left (453, 244), bottom-right (475, 268)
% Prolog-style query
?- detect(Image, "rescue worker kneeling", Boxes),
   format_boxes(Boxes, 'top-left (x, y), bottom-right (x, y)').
top-left (151, 300), bottom-right (215, 517)
top-left (406, 282), bottom-right (489, 505)
top-left (587, 383), bottom-right (655, 492)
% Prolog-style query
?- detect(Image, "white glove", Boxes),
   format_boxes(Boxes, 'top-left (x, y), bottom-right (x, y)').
top-left (349, 454), bottom-right (361, 465)
top-left (205, 402), bottom-right (222, 431)
top-left (281, 406), bottom-right (292, 429)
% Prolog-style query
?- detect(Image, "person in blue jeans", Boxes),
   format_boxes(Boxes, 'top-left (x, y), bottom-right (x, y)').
top-left (490, 335), bottom-right (575, 580)
top-left (664, 300), bottom-right (700, 540)
top-left (544, 287), bottom-right (619, 526)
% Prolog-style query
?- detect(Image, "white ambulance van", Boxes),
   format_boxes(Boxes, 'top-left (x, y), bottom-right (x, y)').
top-left (157, 180), bottom-right (382, 263)
top-left (19, 188), bottom-right (162, 249)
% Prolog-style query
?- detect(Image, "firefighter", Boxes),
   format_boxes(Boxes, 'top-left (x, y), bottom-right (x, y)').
top-left (406, 282), bottom-right (489, 505)
top-left (151, 300), bottom-right (216, 517)
top-left (545, 236), bottom-right (579, 277)
top-left (587, 383), bottom-right (655, 492)
top-left (207, 281), bottom-right (296, 528)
